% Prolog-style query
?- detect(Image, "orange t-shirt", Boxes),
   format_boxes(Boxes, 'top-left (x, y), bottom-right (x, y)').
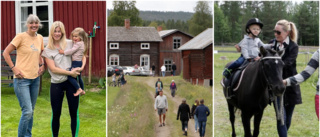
top-left (11, 32), bottom-right (44, 79)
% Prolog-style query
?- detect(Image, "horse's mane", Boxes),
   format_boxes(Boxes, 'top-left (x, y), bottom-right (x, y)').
top-left (266, 48), bottom-right (277, 55)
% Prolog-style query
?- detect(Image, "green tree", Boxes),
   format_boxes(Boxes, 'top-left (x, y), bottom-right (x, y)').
top-left (188, 1), bottom-right (213, 36)
top-left (108, 1), bottom-right (142, 26)
top-left (148, 21), bottom-right (158, 28)
top-left (294, 1), bottom-right (319, 46)
top-left (220, 1), bottom-right (242, 41)
top-left (214, 3), bottom-right (231, 43)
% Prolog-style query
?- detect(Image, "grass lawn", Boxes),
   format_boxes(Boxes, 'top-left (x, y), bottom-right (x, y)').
top-left (107, 76), bottom-right (155, 137)
top-left (1, 72), bottom-right (106, 137)
top-left (214, 47), bottom-right (319, 137)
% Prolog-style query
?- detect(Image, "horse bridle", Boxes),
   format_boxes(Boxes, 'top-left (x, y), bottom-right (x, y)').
top-left (260, 56), bottom-right (282, 91)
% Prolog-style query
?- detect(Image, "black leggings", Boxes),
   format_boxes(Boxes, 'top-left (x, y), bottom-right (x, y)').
top-left (50, 81), bottom-right (80, 137)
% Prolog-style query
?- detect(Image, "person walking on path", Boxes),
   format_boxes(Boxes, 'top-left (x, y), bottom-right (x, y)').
top-left (152, 63), bottom-right (156, 77)
top-left (195, 99), bottom-right (210, 137)
top-left (172, 62), bottom-right (177, 76)
top-left (177, 98), bottom-right (191, 136)
top-left (161, 64), bottom-right (166, 77)
top-left (154, 90), bottom-right (168, 127)
top-left (155, 78), bottom-right (163, 97)
top-left (191, 99), bottom-right (200, 132)
top-left (170, 80), bottom-right (177, 97)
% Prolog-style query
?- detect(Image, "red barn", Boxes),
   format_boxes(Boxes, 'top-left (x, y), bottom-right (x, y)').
top-left (107, 19), bottom-right (163, 75)
top-left (179, 28), bottom-right (212, 86)
top-left (1, 1), bottom-right (106, 77)
top-left (158, 29), bottom-right (193, 76)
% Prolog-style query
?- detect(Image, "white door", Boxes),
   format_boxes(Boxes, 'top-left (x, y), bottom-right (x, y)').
top-left (140, 54), bottom-right (150, 70)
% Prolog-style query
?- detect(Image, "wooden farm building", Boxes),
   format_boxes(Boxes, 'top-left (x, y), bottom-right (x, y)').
top-left (107, 19), bottom-right (163, 75)
top-left (178, 28), bottom-right (213, 86)
top-left (1, 1), bottom-right (106, 77)
top-left (158, 29), bottom-right (193, 76)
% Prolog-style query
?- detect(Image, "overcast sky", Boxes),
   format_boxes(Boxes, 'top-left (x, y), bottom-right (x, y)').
top-left (107, 1), bottom-right (213, 13)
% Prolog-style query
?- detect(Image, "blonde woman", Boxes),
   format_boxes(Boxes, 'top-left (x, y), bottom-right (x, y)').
top-left (3, 14), bottom-right (45, 137)
top-left (272, 19), bottom-right (300, 137)
top-left (42, 21), bottom-right (85, 137)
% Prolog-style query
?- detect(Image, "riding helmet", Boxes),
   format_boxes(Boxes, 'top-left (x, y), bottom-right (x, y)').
top-left (245, 18), bottom-right (264, 33)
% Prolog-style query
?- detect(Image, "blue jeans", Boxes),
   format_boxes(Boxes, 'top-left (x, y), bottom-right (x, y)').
top-left (228, 55), bottom-right (245, 70)
top-left (68, 61), bottom-right (84, 90)
top-left (199, 121), bottom-right (207, 136)
top-left (181, 120), bottom-right (188, 131)
top-left (275, 97), bottom-right (296, 137)
top-left (13, 77), bottom-right (40, 137)
top-left (194, 115), bottom-right (199, 131)
top-left (162, 71), bottom-right (165, 77)
top-left (172, 70), bottom-right (176, 76)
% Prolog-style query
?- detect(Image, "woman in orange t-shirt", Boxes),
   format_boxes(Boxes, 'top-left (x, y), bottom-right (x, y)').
top-left (3, 14), bottom-right (45, 137)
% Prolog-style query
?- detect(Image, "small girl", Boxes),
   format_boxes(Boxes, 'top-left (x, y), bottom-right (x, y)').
top-left (112, 73), bottom-right (117, 87)
top-left (59, 27), bottom-right (88, 96)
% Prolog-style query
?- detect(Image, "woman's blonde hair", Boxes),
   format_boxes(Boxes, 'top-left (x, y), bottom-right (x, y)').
top-left (276, 19), bottom-right (298, 43)
top-left (47, 21), bottom-right (67, 50)
top-left (70, 27), bottom-right (89, 56)
top-left (24, 14), bottom-right (43, 28)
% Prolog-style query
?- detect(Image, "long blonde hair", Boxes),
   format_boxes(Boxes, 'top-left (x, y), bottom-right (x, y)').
top-left (70, 27), bottom-right (88, 56)
top-left (47, 21), bottom-right (67, 50)
top-left (276, 19), bottom-right (298, 43)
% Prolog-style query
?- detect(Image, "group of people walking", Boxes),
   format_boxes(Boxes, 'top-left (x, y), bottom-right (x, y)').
top-left (177, 99), bottom-right (210, 137)
top-left (153, 78), bottom-right (210, 137)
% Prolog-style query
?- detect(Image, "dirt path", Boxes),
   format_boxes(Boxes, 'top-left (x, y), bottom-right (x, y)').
top-left (138, 77), bottom-right (198, 137)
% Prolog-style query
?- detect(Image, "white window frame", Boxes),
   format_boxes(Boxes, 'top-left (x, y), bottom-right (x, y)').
top-left (164, 59), bottom-right (173, 72)
top-left (141, 43), bottom-right (150, 49)
top-left (173, 37), bottom-right (182, 49)
top-left (109, 54), bottom-right (120, 66)
top-left (109, 43), bottom-right (119, 49)
top-left (15, 1), bottom-right (53, 37)
top-left (140, 54), bottom-right (150, 70)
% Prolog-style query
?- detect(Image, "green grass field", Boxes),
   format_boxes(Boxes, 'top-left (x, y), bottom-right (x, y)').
top-left (107, 76), bottom-right (155, 137)
top-left (214, 46), bottom-right (319, 137)
top-left (1, 72), bottom-right (106, 137)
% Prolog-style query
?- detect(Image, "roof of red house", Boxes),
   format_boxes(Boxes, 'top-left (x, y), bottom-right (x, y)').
top-left (108, 27), bottom-right (163, 42)
top-left (159, 29), bottom-right (193, 38)
top-left (178, 28), bottom-right (212, 50)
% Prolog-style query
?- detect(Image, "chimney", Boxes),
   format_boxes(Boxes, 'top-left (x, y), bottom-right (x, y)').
top-left (157, 26), bottom-right (162, 32)
top-left (125, 19), bottom-right (130, 29)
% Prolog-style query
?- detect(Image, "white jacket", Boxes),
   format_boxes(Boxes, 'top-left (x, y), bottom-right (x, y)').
top-left (161, 66), bottom-right (166, 71)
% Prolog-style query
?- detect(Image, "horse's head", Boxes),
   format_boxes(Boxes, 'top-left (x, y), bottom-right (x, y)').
top-left (259, 46), bottom-right (285, 96)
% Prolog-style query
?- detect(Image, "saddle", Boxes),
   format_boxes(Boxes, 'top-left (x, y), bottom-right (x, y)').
top-left (222, 61), bottom-right (250, 99)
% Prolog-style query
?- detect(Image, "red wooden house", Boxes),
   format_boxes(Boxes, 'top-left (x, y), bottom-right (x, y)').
top-left (158, 29), bottom-right (193, 76)
top-left (107, 19), bottom-right (163, 75)
top-left (179, 28), bottom-right (212, 86)
top-left (1, 1), bottom-right (106, 77)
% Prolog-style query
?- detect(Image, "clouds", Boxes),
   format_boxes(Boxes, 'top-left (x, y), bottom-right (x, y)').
top-left (107, 1), bottom-right (202, 13)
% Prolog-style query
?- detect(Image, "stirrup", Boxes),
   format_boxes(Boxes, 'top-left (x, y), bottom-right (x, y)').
top-left (225, 86), bottom-right (234, 99)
